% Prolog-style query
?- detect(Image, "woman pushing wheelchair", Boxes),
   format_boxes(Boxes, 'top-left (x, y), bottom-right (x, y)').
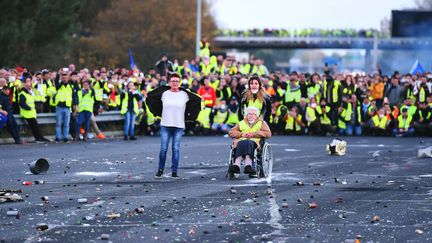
top-left (228, 106), bottom-right (272, 177)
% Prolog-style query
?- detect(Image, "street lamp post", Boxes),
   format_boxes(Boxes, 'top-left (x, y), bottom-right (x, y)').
top-left (196, 0), bottom-right (202, 57)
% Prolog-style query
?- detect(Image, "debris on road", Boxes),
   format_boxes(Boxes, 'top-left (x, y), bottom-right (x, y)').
top-left (107, 213), bottom-right (120, 219)
top-left (418, 147), bottom-right (432, 158)
top-left (29, 158), bottom-right (50, 174)
top-left (307, 203), bottom-right (317, 209)
top-left (295, 181), bottom-right (304, 186)
top-left (0, 193), bottom-right (23, 203)
top-left (371, 215), bottom-right (380, 223)
top-left (77, 198), bottom-right (88, 203)
top-left (100, 233), bottom-right (110, 240)
top-left (36, 223), bottom-right (49, 231)
top-left (6, 210), bottom-right (20, 219)
top-left (135, 207), bottom-right (144, 213)
top-left (326, 138), bottom-right (346, 156)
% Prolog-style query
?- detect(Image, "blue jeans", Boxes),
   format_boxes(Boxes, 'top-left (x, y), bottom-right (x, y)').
top-left (339, 124), bottom-right (362, 136)
top-left (56, 107), bottom-right (71, 140)
top-left (77, 111), bottom-right (92, 133)
top-left (159, 126), bottom-right (184, 172)
top-left (124, 111), bottom-right (136, 137)
top-left (392, 128), bottom-right (415, 137)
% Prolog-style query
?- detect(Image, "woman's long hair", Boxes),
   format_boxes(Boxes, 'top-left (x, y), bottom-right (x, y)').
top-left (243, 76), bottom-right (268, 103)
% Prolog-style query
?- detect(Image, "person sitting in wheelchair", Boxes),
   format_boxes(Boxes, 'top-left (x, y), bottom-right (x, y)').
top-left (228, 106), bottom-right (272, 175)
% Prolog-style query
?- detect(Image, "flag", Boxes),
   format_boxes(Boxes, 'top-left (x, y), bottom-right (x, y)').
top-left (410, 60), bottom-right (424, 74)
top-left (128, 48), bottom-right (135, 69)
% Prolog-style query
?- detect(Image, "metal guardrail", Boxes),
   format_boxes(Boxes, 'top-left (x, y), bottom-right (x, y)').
top-left (14, 111), bottom-right (124, 125)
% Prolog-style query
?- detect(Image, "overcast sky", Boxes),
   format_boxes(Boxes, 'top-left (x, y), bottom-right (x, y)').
top-left (211, 0), bottom-right (417, 30)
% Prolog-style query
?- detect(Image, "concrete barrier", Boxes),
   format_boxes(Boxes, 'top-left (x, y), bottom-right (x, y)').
top-left (0, 111), bottom-right (125, 144)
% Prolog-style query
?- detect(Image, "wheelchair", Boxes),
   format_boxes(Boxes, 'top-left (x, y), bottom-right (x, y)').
top-left (227, 139), bottom-right (273, 179)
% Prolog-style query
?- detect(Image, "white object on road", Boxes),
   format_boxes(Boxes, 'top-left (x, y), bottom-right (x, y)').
top-left (418, 147), bottom-right (432, 158)
top-left (326, 138), bottom-right (347, 156)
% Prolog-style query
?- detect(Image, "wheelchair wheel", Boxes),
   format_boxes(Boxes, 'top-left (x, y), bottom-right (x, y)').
top-left (227, 147), bottom-right (239, 180)
top-left (260, 143), bottom-right (273, 178)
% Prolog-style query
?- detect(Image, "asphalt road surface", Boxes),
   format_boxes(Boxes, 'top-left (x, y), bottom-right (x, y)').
top-left (1, 136), bottom-right (432, 242)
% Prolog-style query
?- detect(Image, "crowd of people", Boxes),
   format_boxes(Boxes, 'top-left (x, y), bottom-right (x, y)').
top-left (1, 44), bottom-right (431, 144)
top-left (215, 28), bottom-right (386, 38)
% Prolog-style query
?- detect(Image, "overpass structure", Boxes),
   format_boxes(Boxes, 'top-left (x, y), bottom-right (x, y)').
top-left (214, 36), bottom-right (432, 72)
top-left (213, 36), bottom-right (432, 50)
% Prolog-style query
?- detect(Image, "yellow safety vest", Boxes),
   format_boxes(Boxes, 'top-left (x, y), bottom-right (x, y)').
top-left (197, 107), bottom-right (212, 128)
top-left (200, 63), bottom-right (214, 76)
top-left (240, 64), bottom-right (251, 75)
top-left (419, 110), bottom-right (431, 121)
top-left (238, 120), bottom-right (263, 144)
top-left (46, 81), bottom-right (57, 107)
top-left (400, 105), bottom-right (417, 117)
top-left (93, 80), bottom-right (105, 101)
top-left (32, 83), bottom-right (47, 102)
top-left (307, 84), bottom-right (321, 101)
top-left (19, 91), bottom-right (37, 119)
top-left (285, 114), bottom-right (302, 131)
top-left (209, 80), bottom-right (219, 90)
top-left (306, 106), bottom-right (318, 125)
top-left (146, 106), bottom-right (156, 125)
top-left (397, 115), bottom-right (412, 129)
top-left (245, 99), bottom-right (263, 114)
top-left (213, 110), bottom-right (228, 124)
top-left (338, 103), bottom-right (352, 129)
top-left (199, 41), bottom-right (210, 57)
top-left (121, 93), bottom-right (139, 115)
top-left (274, 105), bottom-right (287, 124)
top-left (285, 84), bottom-right (301, 103)
top-left (323, 80), bottom-right (340, 103)
top-left (372, 115), bottom-right (388, 129)
top-left (77, 90), bottom-right (94, 113)
top-left (55, 84), bottom-right (73, 107)
top-left (226, 109), bottom-right (239, 125)
top-left (319, 106), bottom-right (331, 125)
top-left (419, 87), bottom-right (426, 103)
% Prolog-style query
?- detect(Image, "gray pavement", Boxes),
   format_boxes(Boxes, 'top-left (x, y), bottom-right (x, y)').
top-left (0, 136), bottom-right (432, 242)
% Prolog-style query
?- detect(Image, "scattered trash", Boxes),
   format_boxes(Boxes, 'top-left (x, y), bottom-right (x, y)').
top-left (371, 215), bottom-right (380, 223)
top-left (418, 147), bottom-right (432, 158)
top-left (77, 198), bottom-right (88, 203)
top-left (100, 234), bottom-right (110, 240)
top-left (36, 223), bottom-right (49, 231)
top-left (0, 193), bottom-right (23, 203)
top-left (295, 181), bottom-right (304, 186)
top-left (107, 213), bottom-right (120, 219)
top-left (307, 203), bottom-right (317, 209)
top-left (372, 151), bottom-right (380, 158)
top-left (415, 229), bottom-right (424, 235)
top-left (326, 138), bottom-right (346, 156)
top-left (135, 207), bottom-right (144, 213)
top-left (6, 210), bottom-right (19, 219)
top-left (335, 197), bottom-right (344, 203)
top-left (29, 158), bottom-right (50, 174)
